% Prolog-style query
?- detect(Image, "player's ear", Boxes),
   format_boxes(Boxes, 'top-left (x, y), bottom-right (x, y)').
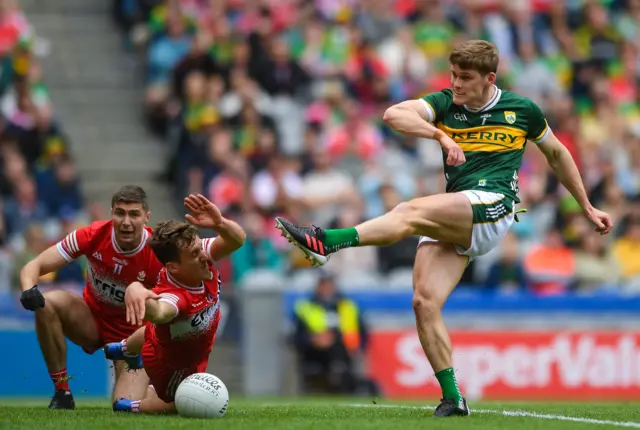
top-left (166, 261), bottom-right (179, 275)
top-left (486, 72), bottom-right (497, 85)
top-left (145, 211), bottom-right (150, 224)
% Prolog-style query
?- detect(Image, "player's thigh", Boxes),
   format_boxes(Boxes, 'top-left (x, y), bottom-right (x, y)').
top-left (112, 360), bottom-right (150, 402)
top-left (399, 192), bottom-right (473, 249)
top-left (41, 290), bottom-right (102, 348)
top-left (412, 241), bottom-right (469, 310)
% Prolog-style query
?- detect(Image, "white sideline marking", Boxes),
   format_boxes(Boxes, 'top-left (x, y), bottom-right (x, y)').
top-left (345, 403), bottom-right (640, 428)
top-left (260, 403), bottom-right (640, 428)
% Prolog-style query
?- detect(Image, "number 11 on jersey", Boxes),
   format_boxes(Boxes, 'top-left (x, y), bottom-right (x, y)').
top-left (114, 264), bottom-right (123, 275)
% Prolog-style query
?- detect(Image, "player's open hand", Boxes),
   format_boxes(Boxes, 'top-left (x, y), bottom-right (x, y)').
top-left (585, 206), bottom-right (614, 235)
top-left (125, 282), bottom-right (160, 326)
top-left (438, 135), bottom-right (466, 166)
top-left (184, 194), bottom-right (223, 229)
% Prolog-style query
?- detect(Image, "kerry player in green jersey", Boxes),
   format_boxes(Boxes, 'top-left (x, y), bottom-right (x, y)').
top-left (275, 40), bottom-right (613, 416)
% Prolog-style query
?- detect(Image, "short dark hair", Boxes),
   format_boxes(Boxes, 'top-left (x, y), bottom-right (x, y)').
top-left (147, 220), bottom-right (198, 265)
top-left (111, 185), bottom-right (148, 210)
top-left (449, 40), bottom-right (499, 75)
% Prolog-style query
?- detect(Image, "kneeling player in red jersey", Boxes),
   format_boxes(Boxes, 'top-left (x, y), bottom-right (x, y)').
top-left (105, 194), bottom-right (245, 414)
top-left (19, 186), bottom-right (164, 409)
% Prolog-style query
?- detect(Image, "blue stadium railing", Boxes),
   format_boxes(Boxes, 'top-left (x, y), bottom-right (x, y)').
top-left (1, 286), bottom-right (639, 398)
top-left (3, 288), bottom-right (640, 323)
top-left (282, 286), bottom-right (640, 316)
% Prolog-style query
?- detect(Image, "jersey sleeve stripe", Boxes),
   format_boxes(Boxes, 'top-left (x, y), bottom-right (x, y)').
top-left (159, 293), bottom-right (179, 304)
top-left (63, 233), bottom-right (75, 254)
top-left (418, 99), bottom-right (435, 122)
top-left (202, 238), bottom-right (216, 257)
top-left (70, 231), bottom-right (79, 253)
top-left (533, 122), bottom-right (550, 144)
top-left (56, 242), bottom-right (74, 262)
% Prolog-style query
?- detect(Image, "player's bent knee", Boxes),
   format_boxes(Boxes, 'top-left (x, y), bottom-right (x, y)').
top-left (391, 201), bottom-right (423, 235)
top-left (35, 290), bottom-right (68, 318)
top-left (411, 291), bottom-right (443, 320)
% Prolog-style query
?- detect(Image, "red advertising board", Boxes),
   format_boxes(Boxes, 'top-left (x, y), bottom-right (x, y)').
top-left (367, 330), bottom-right (640, 400)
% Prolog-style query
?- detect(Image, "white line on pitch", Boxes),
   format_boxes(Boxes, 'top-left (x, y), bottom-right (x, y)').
top-left (344, 403), bottom-right (640, 428)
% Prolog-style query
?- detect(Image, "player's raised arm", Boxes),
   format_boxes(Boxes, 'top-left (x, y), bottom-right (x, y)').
top-left (383, 99), bottom-right (465, 166)
top-left (184, 194), bottom-right (246, 261)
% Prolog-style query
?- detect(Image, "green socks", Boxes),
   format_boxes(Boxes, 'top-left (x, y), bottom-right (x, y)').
top-left (323, 228), bottom-right (360, 252)
top-left (435, 368), bottom-right (463, 402)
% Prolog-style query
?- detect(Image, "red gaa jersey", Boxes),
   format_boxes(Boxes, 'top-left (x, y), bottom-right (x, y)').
top-left (56, 220), bottom-right (164, 341)
top-left (146, 238), bottom-right (221, 367)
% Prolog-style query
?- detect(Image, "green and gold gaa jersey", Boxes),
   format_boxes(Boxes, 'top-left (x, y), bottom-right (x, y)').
top-left (420, 88), bottom-right (550, 203)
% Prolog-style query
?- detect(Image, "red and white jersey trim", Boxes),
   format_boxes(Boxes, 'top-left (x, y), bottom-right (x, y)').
top-left (158, 293), bottom-right (180, 316)
top-left (165, 272), bottom-right (206, 293)
top-left (202, 237), bottom-right (215, 259)
top-left (57, 231), bottom-right (79, 262)
top-left (111, 228), bottom-right (149, 256)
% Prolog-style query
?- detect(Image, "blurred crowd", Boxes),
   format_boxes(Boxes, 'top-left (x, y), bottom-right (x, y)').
top-left (110, 0), bottom-right (640, 295)
top-left (0, 0), bottom-right (95, 293)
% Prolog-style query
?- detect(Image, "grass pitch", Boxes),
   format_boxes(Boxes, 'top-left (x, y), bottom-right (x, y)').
top-left (1, 397), bottom-right (639, 429)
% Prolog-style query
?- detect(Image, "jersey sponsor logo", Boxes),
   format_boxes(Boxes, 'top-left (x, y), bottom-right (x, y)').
top-left (89, 267), bottom-right (127, 304)
top-left (113, 257), bottom-right (129, 266)
top-left (450, 130), bottom-right (521, 145)
top-left (191, 304), bottom-right (218, 328)
top-left (454, 113), bottom-right (468, 122)
top-left (504, 111), bottom-right (516, 124)
top-left (92, 252), bottom-right (103, 261)
top-left (438, 124), bottom-right (526, 152)
top-left (170, 300), bottom-right (220, 340)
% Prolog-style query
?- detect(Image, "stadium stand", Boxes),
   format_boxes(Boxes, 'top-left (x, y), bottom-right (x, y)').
top-left (110, 0), bottom-right (640, 294)
top-left (0, 1), bottom-right (88, 293)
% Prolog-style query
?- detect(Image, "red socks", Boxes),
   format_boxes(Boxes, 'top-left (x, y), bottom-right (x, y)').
top-left (50, 368), bottom-right (70, 392)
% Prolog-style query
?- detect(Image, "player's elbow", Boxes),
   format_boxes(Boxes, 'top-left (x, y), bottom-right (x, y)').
top-left (237, 230), bottom-right (247, 248)
top-left (383, 105), bottom-right (402, 124)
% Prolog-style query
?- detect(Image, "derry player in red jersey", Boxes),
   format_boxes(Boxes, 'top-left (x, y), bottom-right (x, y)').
top-left (19, 185), bottom-right (163, 410)
top-left (105, 194), bottom-right (245, 414)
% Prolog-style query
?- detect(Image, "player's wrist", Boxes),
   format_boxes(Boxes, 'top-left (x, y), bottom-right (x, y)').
top-left (21, 283), bottom-right (38, 293)
top-left (433, 129), bottom-right (447, 145)
top-left (582, 203), bottom-right (596, 216)
top-left (210, 217), bottom-right (229, 233)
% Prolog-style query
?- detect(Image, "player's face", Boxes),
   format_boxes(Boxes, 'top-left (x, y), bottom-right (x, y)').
top-left (450, 64), bottom-right (496, 107)
top-left (111, 202), bottom-right (150, 248)
top-left (173, 236), bottom-right (212, 285)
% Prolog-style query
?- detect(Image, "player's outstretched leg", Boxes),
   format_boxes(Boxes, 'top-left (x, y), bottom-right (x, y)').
top-left (104, 327), bottom-right (146, 370)
top-left (275, 193), bottom-right (472, 267)
top-left (35, 290), bottom-right (103, 410)
top-left (414, 242), bottom-right (470, 417)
